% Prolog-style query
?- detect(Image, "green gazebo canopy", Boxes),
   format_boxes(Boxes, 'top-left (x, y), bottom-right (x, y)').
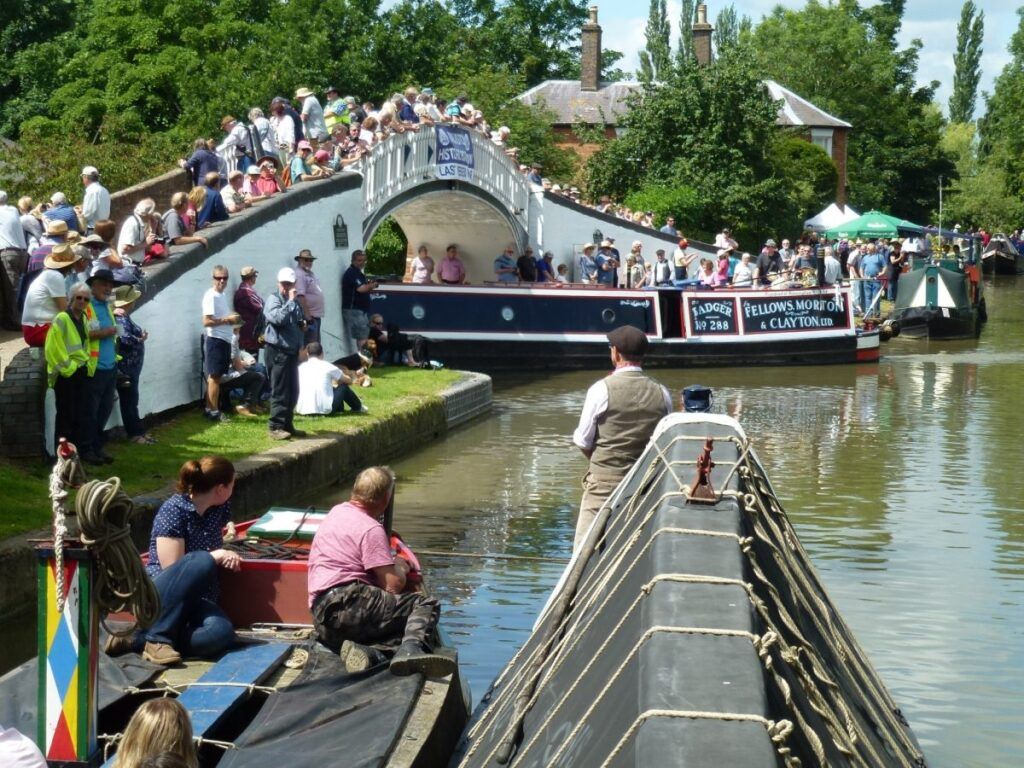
top-left (823, 210), bottom-right (925, 240)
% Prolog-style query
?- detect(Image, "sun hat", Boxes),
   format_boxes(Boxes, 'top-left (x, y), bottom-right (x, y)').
top-left (294, 87), bottom-right (314, 100)
top-left (86, 268), bottom-right (120, 286)
top-left (297, 140), bottom-right (312, 151)
top-left (764, 238), bottom-right (777, 247)
top-left (313, 149), bottom-right (330, 163)
top-left (220, 115), bottom-right (236, 129)
top-left (78, 234), bottom-right (106, 247)
top-left (112, 285), bottom-right (142, 307)
top-left (294, 252), bottom-right (317, 261)
top-left (43, 243), bottom-right (82, 270)
top-left (325, 85), bottom-right (339, 95)
top-left (277, 267), bottom-right (297, 283)
top-left (245, 165), bottom-right (260, 175)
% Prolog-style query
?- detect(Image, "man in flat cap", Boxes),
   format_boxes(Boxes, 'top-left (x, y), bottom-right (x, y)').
top-left (571, 325), bottom-right (671, 550)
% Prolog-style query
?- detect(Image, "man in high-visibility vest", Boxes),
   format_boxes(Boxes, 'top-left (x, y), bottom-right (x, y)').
top-left (79, 268), bottom-right (120, 464)
top-left (44, 282), bottom-right (96, 453)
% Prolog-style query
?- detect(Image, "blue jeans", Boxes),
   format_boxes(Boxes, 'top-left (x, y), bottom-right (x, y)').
top-left (862, 278), bottom-right (881, 317)
top-left (141, 551), bottom-right (235, 657)
top-left (332, 383), bottom-right (363, 412)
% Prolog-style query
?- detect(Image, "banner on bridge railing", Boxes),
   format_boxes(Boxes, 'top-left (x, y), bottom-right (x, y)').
top-left (435, 126), bottom-right (475, 182)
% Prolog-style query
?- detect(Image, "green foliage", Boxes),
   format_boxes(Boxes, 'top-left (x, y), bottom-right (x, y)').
top-left (584, 48), bottom-right (794, 247)
top-left (714, 5), bottom-right (748, 53)
top-left (623, 185), bottom-right (701, 231)
top-left (769, 136), bottom-right (838, 224)
top-left (748, 0), bottom-right (954, 223)
top-left (366, 218), bottom-right (408, 276)
top-left (675, 0), bottom-right (695, 70)
top-left (950, 1), bottom-right (984, 124)
top-left (639, 0), bottom-right (671, 83)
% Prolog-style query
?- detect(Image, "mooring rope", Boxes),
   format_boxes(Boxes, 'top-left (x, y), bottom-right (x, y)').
top-left (48, 449), bottom-right (86, 613)
top-left (76, 478), bottom-right (160, 633)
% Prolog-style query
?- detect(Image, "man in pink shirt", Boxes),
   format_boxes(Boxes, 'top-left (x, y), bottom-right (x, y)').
top-left (308, 466), bottom-right (456, 677)
top-left (437, 243), bottom-right (467, 284)
top-left (293, 248), bottom-right (324, 343)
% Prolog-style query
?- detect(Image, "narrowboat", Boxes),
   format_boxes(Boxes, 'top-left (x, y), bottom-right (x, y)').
top-left (370, 282), bottom-right (880, 369)
top-left (453, 413), bottom-right (926, 767)
top-left (0, 500), bottom-right (469, 768)
top-left (980, 233), bottom-right (1023, 275)
top-left (890, 258), bottom-right (986, 339)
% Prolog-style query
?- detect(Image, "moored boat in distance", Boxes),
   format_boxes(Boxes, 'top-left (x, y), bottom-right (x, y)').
top-left (371, 283), bottom-right (879, 369)
top-left (980, 233), bottom-right (1023, 275)
top-left (891, 257), bottom-right (985, 340)
top-left (453, 414), bottom-right (925, 767)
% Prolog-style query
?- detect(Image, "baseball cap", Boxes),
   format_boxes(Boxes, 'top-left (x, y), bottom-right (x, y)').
top-left (277, 267), bottom-right (297, 283)
top-left (81, 166), bottom-right (99, 177)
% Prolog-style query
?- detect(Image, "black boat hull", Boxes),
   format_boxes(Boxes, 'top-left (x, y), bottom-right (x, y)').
top-left (981, 253), bottom-right (1023, 275)
top-left (894, 306), bottom-right (979, 339)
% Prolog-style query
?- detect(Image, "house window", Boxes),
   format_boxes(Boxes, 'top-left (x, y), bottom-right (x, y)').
top-left (810, 128), bottom-right (833, 158)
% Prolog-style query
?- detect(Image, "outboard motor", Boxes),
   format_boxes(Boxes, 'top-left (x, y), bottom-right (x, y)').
top-left (681, 385), bottom-right (713, 413)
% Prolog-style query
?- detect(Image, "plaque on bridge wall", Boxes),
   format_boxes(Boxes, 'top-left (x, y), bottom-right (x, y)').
top-left (683, 296), bottom-right (739, 336)
top-left (740, 294), bottom-right (850, 333)
top-left (435, 126), bottom-right (475, 182)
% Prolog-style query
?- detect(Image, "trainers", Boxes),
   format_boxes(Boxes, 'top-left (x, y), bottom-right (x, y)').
top-left (339, 640), bottom-right (386, 674)
top-left (358, 406), bottom-right (370, 414)
top-left (389, 640), bottom-right (457, 678)
top-left (204, 409), bottom-right (230, 422)
top-left (142, 642), bottom-right (182, 666)
top-left (104, 632), bottom-right (136, 656)
top-left (269, 428), bottom-right (292, 440)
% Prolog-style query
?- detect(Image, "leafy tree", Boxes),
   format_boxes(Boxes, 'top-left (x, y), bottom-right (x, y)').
top-left (675, 0), bottom-right (695, 69)
top-left (639, 0), bottom-right (671, 83)
top-left (714, 5), bottom-right (748, 54)
top-left (366, 217), bottom-right (408, 276)
top-left (769, 136), bottom-right (838, 224)
top-left (949, 0), bottom-right (984, 124)
top-left (584, 48), bottom-right (794, 246)
top-left (748, 0), bottom-right (953, 223)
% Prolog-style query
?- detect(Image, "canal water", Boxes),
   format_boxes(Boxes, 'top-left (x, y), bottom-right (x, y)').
top-left (3, 278), bottom-right (1023, 767)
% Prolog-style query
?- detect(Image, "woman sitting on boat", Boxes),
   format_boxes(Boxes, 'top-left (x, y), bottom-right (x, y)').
top-left (105, 457), bottom-right (239, 665)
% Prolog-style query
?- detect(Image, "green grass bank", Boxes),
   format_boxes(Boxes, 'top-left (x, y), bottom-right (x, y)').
top-left (0, 367), bottom-right (460, 538)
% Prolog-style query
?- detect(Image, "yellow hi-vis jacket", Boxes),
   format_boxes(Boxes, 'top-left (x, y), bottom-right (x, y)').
top-left (44, 304), bottom-right (100, 387)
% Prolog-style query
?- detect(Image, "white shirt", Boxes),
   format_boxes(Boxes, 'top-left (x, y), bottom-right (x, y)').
top-left (220, 185), bottom-right (245, 212)
top-left (0, 726), bottom-right (47, 768)
top-left (22, 269), bottom-right (67, 325)
top-left (301, 96), bottom-right (328, 140)
top-left (731, 262), bottom-right (753, 287)
top-left (216, 123), bottom-right (250, 155)
top-left (202, 287), bottom-right (233, 342)
top-left (117, 215), bottom-right (145, 255)
top-left (0, 205), bottom-right (26, 250)
top-left (296, 357), bottom-right (343, 415)
top-left (270, 114), bottom-right (295, 150)
top-left (823, 256), bottom-right (842, 285)
top-left (572, 366), bottom-right (673, 450)
top-left (714, 233), bottom-right (737, 251)
top-left (252, 116), bottom-right (276, 154)
top-left (81, 182), bottom-right (110, 228)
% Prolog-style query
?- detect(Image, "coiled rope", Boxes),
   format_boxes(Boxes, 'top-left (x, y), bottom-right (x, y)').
top-left (76, 478), bottom-right (161, 633)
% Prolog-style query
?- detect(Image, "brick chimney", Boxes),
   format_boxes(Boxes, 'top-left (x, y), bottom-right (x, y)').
top-left (581, 6), bottom-right (602, 92)
top-left (693, 3), bottom-right (713, 67)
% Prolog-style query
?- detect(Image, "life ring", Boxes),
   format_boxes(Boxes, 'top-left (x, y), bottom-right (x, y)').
top-left (391, 533), bottom-right (423, 587)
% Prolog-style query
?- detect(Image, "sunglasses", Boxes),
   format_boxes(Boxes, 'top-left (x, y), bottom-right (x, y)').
top-left (213, 276), bottom-right (228, 281)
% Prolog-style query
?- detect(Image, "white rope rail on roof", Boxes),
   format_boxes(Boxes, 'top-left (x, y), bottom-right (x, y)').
top-left (464, 430), bottom-right (925, 768)
top-left (599, 711), bottom-right (799, 768)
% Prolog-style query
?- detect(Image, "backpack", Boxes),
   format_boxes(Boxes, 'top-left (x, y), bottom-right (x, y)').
top-left (411, 334), bottom-right (430, 364)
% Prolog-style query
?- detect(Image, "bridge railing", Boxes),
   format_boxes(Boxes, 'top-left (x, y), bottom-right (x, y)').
top-left (357, 127), bottom-right (530, 233)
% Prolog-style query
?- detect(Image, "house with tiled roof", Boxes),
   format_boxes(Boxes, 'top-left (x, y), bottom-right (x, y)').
top-left (517, 5), bottom-right (852, 205)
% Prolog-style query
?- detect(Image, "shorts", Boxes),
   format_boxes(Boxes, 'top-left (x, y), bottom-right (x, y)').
top-left (203, 336), bottom-right (231, 378)
top-left (343, 309), bottom-right (369, 342)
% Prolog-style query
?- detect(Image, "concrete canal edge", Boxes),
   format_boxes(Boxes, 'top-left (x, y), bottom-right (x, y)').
top-left (0, 371), bottom-right (492, 620)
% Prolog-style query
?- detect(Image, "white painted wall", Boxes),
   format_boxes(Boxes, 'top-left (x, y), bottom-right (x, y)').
top-left (527, 190), bottom-right (708, 281)
top-left (127, 186), bottom-right (364, 422)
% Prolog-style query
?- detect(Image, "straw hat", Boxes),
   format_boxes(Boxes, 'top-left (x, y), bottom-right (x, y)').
top-left (43, 243), bottom-right (82, 270)
top-left (294, 87), bottom-right (314, 100)
top-left (112, 285), bottom-right (142, 307)
top-left (45, 219), bottom-right (68, 236)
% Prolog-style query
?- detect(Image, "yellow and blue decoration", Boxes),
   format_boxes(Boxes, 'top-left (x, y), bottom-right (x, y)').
top-left (36, 547), bottom-right (99, 764)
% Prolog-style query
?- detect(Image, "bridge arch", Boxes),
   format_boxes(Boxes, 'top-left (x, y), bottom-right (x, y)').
top-left (359, 127), bottom-right (530, 276)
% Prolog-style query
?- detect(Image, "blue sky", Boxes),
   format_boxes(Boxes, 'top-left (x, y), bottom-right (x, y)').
top-left (595, 1), bottom-right (1018, 116)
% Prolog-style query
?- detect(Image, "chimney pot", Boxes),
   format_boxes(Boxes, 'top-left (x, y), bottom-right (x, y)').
top-left (692, 3), bottom-right (714, 67)
top-left (581, 5), bottom-right (602, 91)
